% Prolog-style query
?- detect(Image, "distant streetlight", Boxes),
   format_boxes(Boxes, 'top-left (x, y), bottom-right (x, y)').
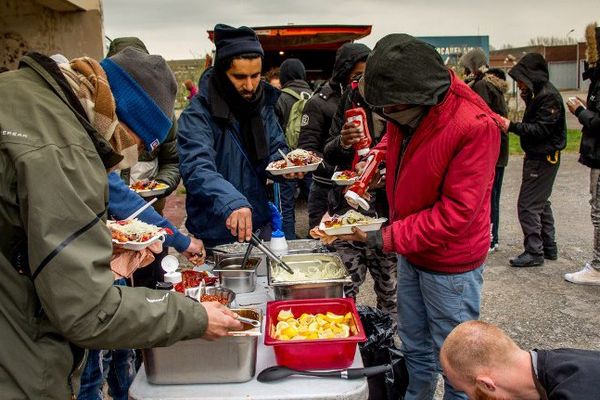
top-left (567, 29), bottom-right (575, 42)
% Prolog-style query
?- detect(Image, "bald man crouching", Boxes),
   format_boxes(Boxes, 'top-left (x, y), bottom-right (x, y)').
top-left (440, 321), bottom-right (600, 400)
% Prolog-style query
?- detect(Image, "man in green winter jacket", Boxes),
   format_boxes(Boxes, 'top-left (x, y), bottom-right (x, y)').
top-left (0, 49), bottom-right (242, 399)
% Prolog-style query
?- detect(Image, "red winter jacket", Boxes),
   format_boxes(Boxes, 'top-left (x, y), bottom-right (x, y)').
top-left (377, 71), bottom-right (501, 273)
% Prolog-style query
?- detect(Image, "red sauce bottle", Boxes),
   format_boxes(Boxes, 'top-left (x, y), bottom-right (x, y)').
top-left (344, 150), bottom-right (385, 210)
top-left (344, 107), bottom-right (372, 157)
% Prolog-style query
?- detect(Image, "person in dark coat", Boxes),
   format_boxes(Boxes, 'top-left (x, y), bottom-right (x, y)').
top-left (275, 58), bottom-right (312, 129)
top-left (320, 76), bottom-right (397, 316)
top-left (177, 24), bottom-right (296, 247)
top-left (298, 42), bottom-right (371, 229)
top-left (441, 320), bottom-right (600, 400)
top-left (501, 53), bottom-right (566, 268)
top-left (460, 48), bottom-right (509, 252)
top-left (564, 22), bottom-right (600, 285)
top-left (275, 58), bottom-right (313, 239)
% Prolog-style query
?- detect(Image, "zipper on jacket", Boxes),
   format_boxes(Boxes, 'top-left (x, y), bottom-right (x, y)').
top-left (391, 134), bottom-right (413, 221)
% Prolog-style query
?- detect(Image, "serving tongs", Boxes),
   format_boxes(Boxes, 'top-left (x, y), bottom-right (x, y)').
top-left (250, 232), bottom-right (294, 275)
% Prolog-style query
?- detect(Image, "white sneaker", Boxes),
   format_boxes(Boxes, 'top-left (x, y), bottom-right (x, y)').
top-left (488, 243), bottom-right (499, 254)
top-left (564, 264), bottom-right (600, 286)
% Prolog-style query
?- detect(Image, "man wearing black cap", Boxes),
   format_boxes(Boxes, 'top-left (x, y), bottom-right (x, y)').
top-left (178, 24), bottom-right (294, 247)
top-left (299, 42), bottom-right (371, 229)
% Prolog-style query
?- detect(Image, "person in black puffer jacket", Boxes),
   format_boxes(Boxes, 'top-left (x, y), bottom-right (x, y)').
top-left (274, 58), bottom-right (313, 238)
top-left (320, 76), bottom-right (397, 317)
top-left (502, 52), bottom-right (567, 268)
top-left (298, 42), bottom-right (371, 229)
top-left (460, 48), bottom-right (509, 252)
top-left (564, 22), bottom-right (600, 285)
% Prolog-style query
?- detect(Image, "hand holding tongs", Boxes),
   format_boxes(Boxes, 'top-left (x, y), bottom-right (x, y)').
top-left (250, 232), bottom-right (294, 274)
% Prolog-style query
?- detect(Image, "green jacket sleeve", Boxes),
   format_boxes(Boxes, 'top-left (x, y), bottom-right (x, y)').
top-left (17, 144), bottom-right (207, 349)
top-left (153, 118), bottom-right (181, 196)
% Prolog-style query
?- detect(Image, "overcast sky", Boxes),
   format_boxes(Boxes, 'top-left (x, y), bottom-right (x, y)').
top-left (102, 0), bottom-right (596, 60)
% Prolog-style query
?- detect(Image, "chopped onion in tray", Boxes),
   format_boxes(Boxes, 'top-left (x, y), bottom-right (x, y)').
top-left (272, 260), bottom-right (345, 282)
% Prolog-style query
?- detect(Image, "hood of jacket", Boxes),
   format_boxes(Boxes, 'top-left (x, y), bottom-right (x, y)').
top-left (484, 73), bottom-right (509, 93)
top-left (460, 48), bottom-right (488, 74)
top-left (509, 53), bottom-right (549, 93)
top-left (282, 79), bottom-right (312, 93)
top-left (330, 42), bottom-right (370, 86)
top-left (364, 34), bottom-right (451, 107)
top-left (280, 58), bottom-right (306, 85)
top-left (107, 37), bottom-right (150, 57)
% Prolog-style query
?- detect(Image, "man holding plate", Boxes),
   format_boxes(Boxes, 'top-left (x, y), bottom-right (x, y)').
top-left (333, 34), bottom-right (501, 400)
top-left (178, 24), bottom-right (300, 247)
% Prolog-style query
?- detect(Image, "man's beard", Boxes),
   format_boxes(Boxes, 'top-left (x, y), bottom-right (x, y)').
top-left (239, 89), bottom-right (255, 100)
top-left (473, 387), bottom-right (509, 400)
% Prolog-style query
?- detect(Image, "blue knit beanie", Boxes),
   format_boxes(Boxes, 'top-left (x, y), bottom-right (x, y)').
top-left (100, 48), bottom-right (176, 152)
top-left (214, 24), bottom-right (264, 65)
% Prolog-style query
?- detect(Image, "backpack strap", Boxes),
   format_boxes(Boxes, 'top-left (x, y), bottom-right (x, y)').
top-left (281, 87), bottom-right (302, 100)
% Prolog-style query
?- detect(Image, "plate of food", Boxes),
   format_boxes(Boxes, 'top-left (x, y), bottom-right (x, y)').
top-left (318, 210), bottom-right (387, 236)
top-left (108, 219), bottom-right (169, 250)
top-left (266, 149), bottom-right (322, 176)
top-left (331, 170), bottom-right (358, 186)
top-left (129, 180), bottom-right (169, 197)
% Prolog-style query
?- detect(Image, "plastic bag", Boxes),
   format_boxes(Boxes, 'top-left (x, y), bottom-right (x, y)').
top-left (358, 306), bottom-right (408, 400)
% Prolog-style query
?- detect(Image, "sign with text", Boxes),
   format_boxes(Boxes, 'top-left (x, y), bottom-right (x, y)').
top-left (417, 36), bottom-right (490, 66)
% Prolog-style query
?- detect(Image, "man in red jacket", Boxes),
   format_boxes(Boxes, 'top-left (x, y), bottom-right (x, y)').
top-left (338, 34), bottom-right (500, 400)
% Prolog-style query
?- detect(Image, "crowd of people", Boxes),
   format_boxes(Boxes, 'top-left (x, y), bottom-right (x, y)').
top-left (1, 20), bottom-right (599, 400)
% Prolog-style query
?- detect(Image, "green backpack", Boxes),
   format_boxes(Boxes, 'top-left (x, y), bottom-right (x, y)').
top-left (281, 88), bottom-right (311, 149)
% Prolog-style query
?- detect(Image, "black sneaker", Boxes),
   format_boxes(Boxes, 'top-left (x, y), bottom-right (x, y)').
top-left (509, 252), bottom-right (544, 268)
top-left (544, 246), bottom-right (558, 260)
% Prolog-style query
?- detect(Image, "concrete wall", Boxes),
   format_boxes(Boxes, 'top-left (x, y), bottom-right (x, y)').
top-left (0, 0), bottom-right (104, 69)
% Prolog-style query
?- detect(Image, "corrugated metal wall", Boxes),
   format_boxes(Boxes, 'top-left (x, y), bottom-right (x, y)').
top-left (548, 61), bottom-right (578, 90)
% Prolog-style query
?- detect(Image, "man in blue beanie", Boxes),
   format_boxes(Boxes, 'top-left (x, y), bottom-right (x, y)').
top-left (0, 47), bottom-right (242, 398)
top-left (178, 24), bottom-right (297, 247)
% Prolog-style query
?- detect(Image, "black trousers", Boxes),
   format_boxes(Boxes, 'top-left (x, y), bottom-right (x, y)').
top-left (308, 181), bottom-right (331, 229)
top-left (517, 157), bottom-right (560, 255)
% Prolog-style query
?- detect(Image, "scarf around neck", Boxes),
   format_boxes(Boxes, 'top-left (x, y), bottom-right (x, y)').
top-left (209, 69), bottom-right (268, 165)
top-left (59, 57), bottom-right (138, 170)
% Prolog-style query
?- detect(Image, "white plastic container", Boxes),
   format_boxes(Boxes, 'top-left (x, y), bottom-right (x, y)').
top-left (269, 231), bottom-right (289, 257)
top-left (161, 255), bottom-right (182, 285)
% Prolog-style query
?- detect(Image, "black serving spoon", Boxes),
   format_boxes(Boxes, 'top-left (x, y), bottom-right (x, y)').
top-left (257, 364), bottom-right (391, 383)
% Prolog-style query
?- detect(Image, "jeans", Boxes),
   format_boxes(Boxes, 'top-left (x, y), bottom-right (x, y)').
top-left (490, 166), bottom-right (505, 246)
top-left (78, 349), bottom-right (136, 400)
top-left (397, 256), bottom-right (484, 400)
top-left (277, 180), bottom-right (297, 240)
top-left (78, 279), bottom-right (136, 400)
top-left (589, 169), bottom-right (600, 269)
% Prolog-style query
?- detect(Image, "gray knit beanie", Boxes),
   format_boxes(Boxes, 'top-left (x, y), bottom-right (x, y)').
top-left (106, 47), bottom-right (176, 119)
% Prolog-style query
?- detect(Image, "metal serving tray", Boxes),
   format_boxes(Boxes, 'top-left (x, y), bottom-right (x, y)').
top-left (143, 309), bottom-right (261, 384)
top-left (212, 239), bottom-right (330, 276)
top-left (267, 254), bottom-right (352, 300)
top-left (213, 257), bottom-right (261, 294)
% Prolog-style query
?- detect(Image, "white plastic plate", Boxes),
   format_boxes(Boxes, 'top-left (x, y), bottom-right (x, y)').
top-left (331, 171), bottom-right (358, 186)
top-left (266, 160), bottom-right (322, 176)
top-left (109, 221), bottom-right (166, 251)
top-left (319, 218), bottom-right (388, 236)
top-left (130, 182), bottom-right (169, 197)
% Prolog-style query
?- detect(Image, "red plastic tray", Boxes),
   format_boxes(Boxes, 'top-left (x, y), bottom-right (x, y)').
top-left (264, 298), bottom-right (366, 370)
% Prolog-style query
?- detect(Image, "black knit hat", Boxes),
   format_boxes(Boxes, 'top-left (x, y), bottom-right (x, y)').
top-left (280, 58), bottom-right (306, 85)
top-left (214, 24), bottom-right (264, 65)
